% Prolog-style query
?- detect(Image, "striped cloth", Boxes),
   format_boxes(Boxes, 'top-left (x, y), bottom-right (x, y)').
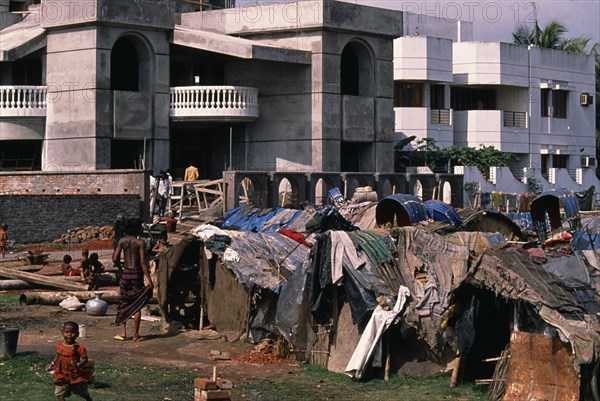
top-left (115, 269), bottom-right (152, 325)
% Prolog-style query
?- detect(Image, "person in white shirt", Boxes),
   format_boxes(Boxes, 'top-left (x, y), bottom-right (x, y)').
top-left (157, 171), bottom-right (171, 217)
top-left (149, 171), bottom-right (156, 214)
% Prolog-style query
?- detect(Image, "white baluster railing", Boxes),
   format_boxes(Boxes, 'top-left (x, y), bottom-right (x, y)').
top-left (170, 86), bottom-right (259, 120)
top-left (0, 86), bottom-right (47, 114)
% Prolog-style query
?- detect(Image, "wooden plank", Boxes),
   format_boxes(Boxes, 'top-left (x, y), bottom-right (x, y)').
top-left (0, 266), bottom-right (88, 291)
top-left (195, 188), bottom-right (223, 196)
top-left (195, 178), bottom-right (224, 187)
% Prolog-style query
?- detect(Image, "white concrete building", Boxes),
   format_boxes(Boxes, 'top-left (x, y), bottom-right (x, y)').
top-left (393, 14), bottom-right (598, 193)
top-left (0, 0), bottom-right (401, 180)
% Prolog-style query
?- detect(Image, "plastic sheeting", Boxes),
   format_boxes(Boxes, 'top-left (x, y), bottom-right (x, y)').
top-left (220, 232), bottom-right (310, 290)
top-left (221, 205), bottom-right (310, 233)
top-left (543, 252), bottom-right (591, 288)
top-left (424, 200), bottom-right (463, 227)
top-left (570, 230), bottom-right (600, 251)
top-left (375, 194), bottom-right (428, 227)
top-left (344, 286), bottom-right (410, 380)
top-left (275, 260), bottom-right (316, 352)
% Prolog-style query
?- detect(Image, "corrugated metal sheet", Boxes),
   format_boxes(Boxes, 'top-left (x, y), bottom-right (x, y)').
top-left (503, 331), bottom-right (579, 401)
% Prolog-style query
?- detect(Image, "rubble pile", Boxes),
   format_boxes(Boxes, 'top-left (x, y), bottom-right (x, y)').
top-left (231, 338), bottom-right (284, 365)
top-left (53, 226), bottom-right (114, 244)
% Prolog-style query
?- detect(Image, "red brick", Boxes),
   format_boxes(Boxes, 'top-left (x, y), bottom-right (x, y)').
top-left (200, 390), bottom-right (232, 400)
top-left (194, 378), bottom-right (218, 390)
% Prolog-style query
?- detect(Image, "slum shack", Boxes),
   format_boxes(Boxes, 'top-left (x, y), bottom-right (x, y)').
top-left (275, 195), bottom-right (600, 400)
top-left (156, 235), bottom-right (203, 329)
top-left (194, 224), bottom-right (310, 342)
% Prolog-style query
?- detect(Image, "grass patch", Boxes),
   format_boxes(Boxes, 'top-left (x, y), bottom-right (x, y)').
top-left (0, 354), bottom-right (490, 401)
top-left (237, 363), bottom-right (490, 401)
top-left (0, 353), bottom-right (196, 401)
top-left (0, 294), bottom-right (20, 309)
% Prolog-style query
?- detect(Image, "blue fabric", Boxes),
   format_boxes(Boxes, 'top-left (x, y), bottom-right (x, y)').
top-left (570, 230), bottom-right (600, 251)
top-left (222, 206), bottom-right (284, 232)
top-left (424, 200), bottom-right (463, 227)
top-left (506, 212), bottom-right (534, 231)
top-left (223, 207), bottom-right (305, 233)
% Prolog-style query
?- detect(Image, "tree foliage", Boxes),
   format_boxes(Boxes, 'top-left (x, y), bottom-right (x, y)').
top-left (512, 20), bottom-right (591, 53)
top-left (394, 138), bottom-right (518, 174)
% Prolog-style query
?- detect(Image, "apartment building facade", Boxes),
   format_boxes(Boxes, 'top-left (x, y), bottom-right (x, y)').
top-left (393, 13), bottom-right (598, 192)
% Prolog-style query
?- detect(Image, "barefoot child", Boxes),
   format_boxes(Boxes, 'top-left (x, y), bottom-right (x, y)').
top-left (52, 321), bottom-right (93, 401)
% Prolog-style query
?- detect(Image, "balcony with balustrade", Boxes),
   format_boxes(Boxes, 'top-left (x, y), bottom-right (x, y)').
top-left (0, 85), bottom-right (47, 117)
top-left (170, 86), bottom-right (259, 122)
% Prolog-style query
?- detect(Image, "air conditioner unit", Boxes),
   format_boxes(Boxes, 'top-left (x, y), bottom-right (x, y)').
top-left (580, 93), bottom-right (593, 106)
top-left (581, 156), bottom-right (595, 168)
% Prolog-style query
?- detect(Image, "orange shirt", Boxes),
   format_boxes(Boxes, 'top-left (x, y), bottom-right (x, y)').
top-left (53, 341), bottom-right (88, 384)
top-left (0, 229), bottom-right (6, 247)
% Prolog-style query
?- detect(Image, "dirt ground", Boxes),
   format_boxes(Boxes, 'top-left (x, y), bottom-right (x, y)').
top-left (1, 257), bottom-right (300, 384)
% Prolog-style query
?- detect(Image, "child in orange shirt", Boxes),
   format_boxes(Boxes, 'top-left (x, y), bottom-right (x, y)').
top-left (52, 321), bottom-right (93, 401)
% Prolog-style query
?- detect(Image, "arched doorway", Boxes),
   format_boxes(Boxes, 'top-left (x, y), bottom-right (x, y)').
top-left (109, 34), bottom-right (153, 169)
top-left (340, 41), bottom-right (373, 97)
top-left (278, 177), bottom-right (299, 208)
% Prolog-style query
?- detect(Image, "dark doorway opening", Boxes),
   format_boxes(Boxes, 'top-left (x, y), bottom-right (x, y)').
top-left (341, 47), bottom-right (359, 96)
top-left (0, 140), bottom-right (42, 171)
top-left (111, 139), bottom-right (143, 169)
top-left (111, 38), bottom-right (139, 91)
top-left (340, 142), bottom-right (365, 172)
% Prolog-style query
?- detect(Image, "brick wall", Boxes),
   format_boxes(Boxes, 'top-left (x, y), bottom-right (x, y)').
top-left (0, 195), bottom-right (143, 243)
top-left (0, 170), bottom-right (149, 243)
top-left (0, 170), bottom-right (146, 196)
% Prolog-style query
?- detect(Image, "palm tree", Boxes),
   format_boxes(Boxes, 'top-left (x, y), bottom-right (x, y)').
top-left (512, 20), bottom-right (590, 53)
top-left (561, 36), bottom-right (593, 54)
top-left (513, 21), bottom-right (538, 46)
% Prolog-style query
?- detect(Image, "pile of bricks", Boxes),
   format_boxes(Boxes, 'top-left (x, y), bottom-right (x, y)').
top-left (53, 226), bottom-right (113, 244)
top-left (194, 377), bottom-right (233, 401)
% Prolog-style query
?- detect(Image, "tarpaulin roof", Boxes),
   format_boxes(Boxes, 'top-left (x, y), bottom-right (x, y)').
top-left (425, 200), bottom-right (463, 227)
top-left (468, 247), bottom-right (600, 365)
top-left (460, 208), bottom-right (523, 241)
top-left (375, 194), bottom-right (428, 226)
top-left (530, 188), bottom-right (580, 234)
top-left (221, 205), bottom-right (312, 233)
top-left (222, 232), bottom-right (310, 290)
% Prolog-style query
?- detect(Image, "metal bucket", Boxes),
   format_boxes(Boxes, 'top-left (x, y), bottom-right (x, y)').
top-left (0, 327), bottom-right (19, 358)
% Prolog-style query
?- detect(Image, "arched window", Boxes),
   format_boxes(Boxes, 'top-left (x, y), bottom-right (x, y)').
top-left (340, 42), bottom-right (373, 97)
top-left (111, 37), bottom-right (140, 91)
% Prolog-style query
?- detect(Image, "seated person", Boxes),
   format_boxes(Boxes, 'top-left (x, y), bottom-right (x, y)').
top-left (83, 253), bottom-right (105, 291)
top-left (60, 255), bottom-right (83, 278)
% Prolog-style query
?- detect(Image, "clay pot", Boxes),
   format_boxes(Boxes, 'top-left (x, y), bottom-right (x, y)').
top-left (85, 292), bottom-right (108, 316)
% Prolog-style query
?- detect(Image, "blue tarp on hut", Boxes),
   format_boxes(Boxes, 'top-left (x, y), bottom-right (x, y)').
top-left (375, 194), bottom-right (428, 226)
top-left (425, 200), bottom-right (463, 227)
